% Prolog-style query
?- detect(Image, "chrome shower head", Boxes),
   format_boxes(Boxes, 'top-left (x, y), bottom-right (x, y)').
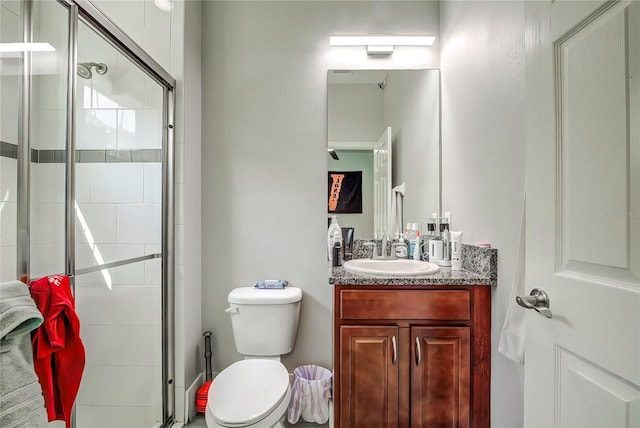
top-left (76, 62), bottom-right (108, 79)
top-left (77, 63), bottom-right (92, 79)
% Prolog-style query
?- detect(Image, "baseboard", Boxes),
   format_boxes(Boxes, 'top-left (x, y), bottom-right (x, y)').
top-left (185, 372), bottom-right (204, 423)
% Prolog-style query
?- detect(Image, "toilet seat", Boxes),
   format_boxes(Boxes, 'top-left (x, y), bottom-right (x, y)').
top-left (208, 359), bottom-right (290, 427)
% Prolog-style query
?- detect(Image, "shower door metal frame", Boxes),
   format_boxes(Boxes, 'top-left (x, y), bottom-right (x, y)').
top-left (16, 0), bottom-right (177, 425)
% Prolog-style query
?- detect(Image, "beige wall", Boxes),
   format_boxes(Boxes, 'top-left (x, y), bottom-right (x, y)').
top-left (201, 0), bottom-right (440, 372)
top-left (440, 1), bottom-right (526, 427)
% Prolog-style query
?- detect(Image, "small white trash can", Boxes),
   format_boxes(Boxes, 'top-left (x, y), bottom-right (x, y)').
top-left (287, 365), bottom-right (332, 424)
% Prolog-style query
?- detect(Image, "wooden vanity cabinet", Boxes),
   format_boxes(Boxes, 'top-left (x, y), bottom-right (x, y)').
top-left (334, 285), bottom-right (490, 428)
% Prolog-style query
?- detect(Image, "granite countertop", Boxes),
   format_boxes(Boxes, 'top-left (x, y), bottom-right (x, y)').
top-left (329, 265), bottom-right (493, 286)
top-left (328, 241), bottom-right (498, 287)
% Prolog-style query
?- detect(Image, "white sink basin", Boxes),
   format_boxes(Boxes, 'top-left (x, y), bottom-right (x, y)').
top-left (343, 259), bottom-right (440, 277)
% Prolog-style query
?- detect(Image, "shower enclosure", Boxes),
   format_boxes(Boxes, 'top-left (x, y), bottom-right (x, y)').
top-left (0, 0), bottom-right (175, 426)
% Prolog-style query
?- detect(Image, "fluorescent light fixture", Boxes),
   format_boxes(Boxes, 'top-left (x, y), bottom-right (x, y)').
top-left (366, 45), bottom-right (394, 55)
top-left (330, 35), bottom-right (436, 47)
top-left (0, 42), bottom-right (55, 53)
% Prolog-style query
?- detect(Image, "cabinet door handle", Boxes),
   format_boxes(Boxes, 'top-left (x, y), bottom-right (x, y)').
top-left (415, 337), bottom-right (422, 365)
top-left (391, 335), bottom-right (397, 365)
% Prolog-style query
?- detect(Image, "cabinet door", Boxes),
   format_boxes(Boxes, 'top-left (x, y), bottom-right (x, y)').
top-left (340, 326), bottom-right (399, 428)
top-left (411, 327), bottom-right (470, 428)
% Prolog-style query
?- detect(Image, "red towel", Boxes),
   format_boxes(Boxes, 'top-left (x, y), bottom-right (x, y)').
top-left (29, 275), bottom-right (85, 428)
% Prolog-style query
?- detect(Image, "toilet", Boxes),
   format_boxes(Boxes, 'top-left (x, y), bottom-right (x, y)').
top-left (205, 286), bottom-right (303, 428)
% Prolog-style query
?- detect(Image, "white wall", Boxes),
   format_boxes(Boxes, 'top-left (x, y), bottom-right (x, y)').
top-left (440, 1), bottom-right (525, 427)
top-left (386, 69), bottom-right (440, 227)
top-left (180, 1), bottom-right (202, 421)
top-left (328, 82), bottom-right (379, 239)
top-left (328, 83), bottom-right (384, 143)
top-left (201, 0), bottom-right (440, 372)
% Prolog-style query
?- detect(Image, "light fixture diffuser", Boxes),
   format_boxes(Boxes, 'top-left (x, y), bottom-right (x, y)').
top-left (329, 35), bottom-right (435, 47)
top-left (366, 45), bottom-right (394, 55)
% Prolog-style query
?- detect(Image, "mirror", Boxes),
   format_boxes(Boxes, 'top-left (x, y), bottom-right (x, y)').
top-left (327, 69), bottom-right (441, 240)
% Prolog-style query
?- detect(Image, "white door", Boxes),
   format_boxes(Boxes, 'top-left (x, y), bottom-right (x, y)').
top-left (525, 1), bottom-right (640, 427)
top-left (373, 127), bottom-right (392, 239)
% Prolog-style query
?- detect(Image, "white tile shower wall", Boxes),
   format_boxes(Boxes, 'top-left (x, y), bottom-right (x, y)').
top-left (76, 404), bottom-right (149, 428)
top-left (117, 109), bottom-right (163, 150)
top-left (0, 3), bottom-right (20, 282)
top-left (144, 163), bottom-right (162, 203)
top-left (0, 158), bottom-right (17, 281)
top-left (116, 203), bottom-right (162, 244)
top-left (90, 163), bottom-right (144, 203)
top-left (75, 204), bottom-right (118, 244)
top-left (0, 247), bottom-right (17, 282)
top-left (0, 158), bottom-right (16, 203)
top-left (76, 109), bottom-right (118, 150)
top-left (82, 324), bottom-right (162, 367)
top-left (30, 164), bottom-right (66, 278)
top-left (32, 109), bottom-right (67, 150)
top-left (75, 284), bottom-right (161, 326)
top-left (77, 365), bottom-right (162, 407)
top-left (0, 191), bottom-right (17, 247)
top-left (32, 164), bottom-right (66, 203)
top-left (29, 243), bottom-right (65, 279)
top-left (0, 0), bottom-right (198, 423)
top-left (32, 21), bottom-right (165, 428)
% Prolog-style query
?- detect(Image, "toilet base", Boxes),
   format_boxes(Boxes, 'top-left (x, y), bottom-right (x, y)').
top-left (205, 385), bottom-right (291, 428)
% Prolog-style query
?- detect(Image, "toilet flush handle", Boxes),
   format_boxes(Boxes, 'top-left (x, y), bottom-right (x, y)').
top-left (225, 307), bottom-right (239, 314)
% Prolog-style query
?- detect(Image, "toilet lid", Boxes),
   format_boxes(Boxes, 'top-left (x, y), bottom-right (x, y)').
top-left (209, 359), bottom-right (289, 427)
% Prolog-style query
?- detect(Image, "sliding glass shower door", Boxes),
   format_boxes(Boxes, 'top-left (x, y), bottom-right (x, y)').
top-left (1, 0), bottom-right (175, 426)
top-left (71, 19), bottom-right (165, 427)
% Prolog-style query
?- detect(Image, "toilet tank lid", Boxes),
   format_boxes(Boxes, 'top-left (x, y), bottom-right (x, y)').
top-left (228, 286), bottom-right (302, 304)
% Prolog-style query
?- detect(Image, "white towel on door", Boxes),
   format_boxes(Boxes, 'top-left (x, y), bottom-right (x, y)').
top-left (498, 196), bottom-right (526, 365)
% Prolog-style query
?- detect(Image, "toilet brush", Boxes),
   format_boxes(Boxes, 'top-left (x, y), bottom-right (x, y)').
top-left (196, 331), bottom-right (213, 413)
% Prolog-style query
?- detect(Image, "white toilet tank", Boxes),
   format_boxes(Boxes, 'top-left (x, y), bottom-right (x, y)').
top-left (227, 286), bottom-right (302, 357)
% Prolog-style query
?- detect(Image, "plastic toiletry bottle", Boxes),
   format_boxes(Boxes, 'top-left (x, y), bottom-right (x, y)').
top-left (328, 215), bottom-right (343, 266)
top-left (450, 231), bottom-right (463, 270)
top-left (413, 230), bottom-right (421, 260)
top-left (440, 223), bottom-right (452, 267)
top-left (406, 224), bottom-right (415, 259)
top-left (406, 223), bottom-right (419, 259)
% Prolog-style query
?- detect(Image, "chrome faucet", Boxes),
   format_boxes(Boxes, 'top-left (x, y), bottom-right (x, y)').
top-left (362, 241), bottom-right (381, 259)
top-left (364, 234), bottom-right (405, 260)
top-left (391, 241), bottom-right (408, 258)
top-left (381, 233), bottom-right (388, 257)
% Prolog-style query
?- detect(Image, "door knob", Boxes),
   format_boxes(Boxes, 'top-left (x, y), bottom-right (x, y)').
top-left (516, 288), bottom-right (552, 318)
